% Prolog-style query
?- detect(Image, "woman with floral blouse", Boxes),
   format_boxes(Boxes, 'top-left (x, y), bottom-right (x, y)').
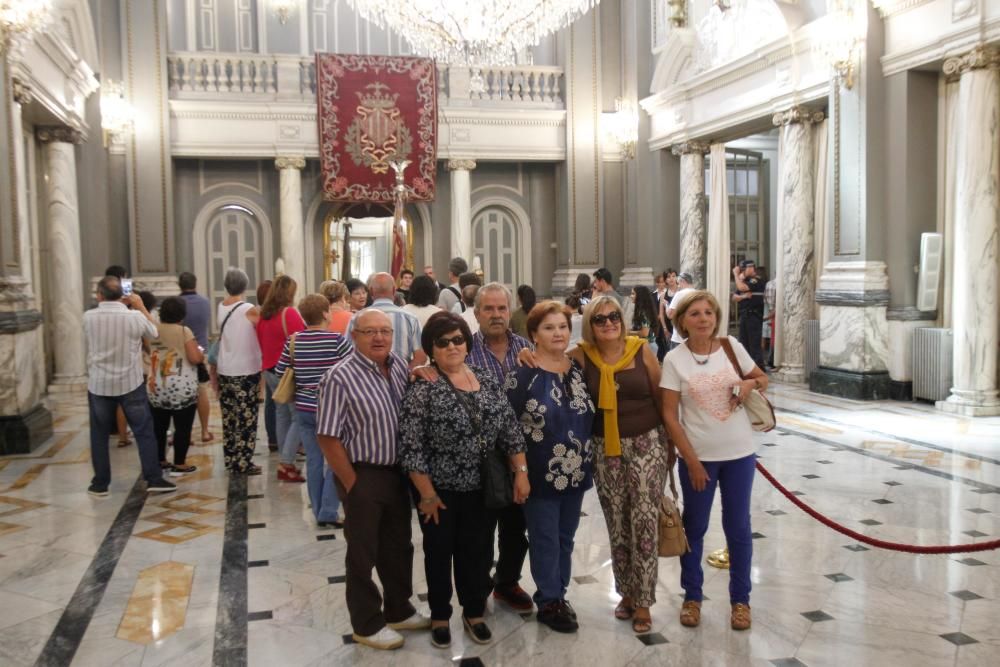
top-left (505, 301), bottom-right (595, 634)
top-left (398, 311), bottom-right (529, 650)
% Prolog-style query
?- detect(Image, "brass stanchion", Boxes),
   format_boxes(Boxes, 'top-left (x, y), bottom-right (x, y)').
top-left (707, 547), bottom-right (730, 569)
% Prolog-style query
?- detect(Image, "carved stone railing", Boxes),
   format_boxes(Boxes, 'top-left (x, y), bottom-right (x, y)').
top-left (166, 52), bottom-right (564, 108)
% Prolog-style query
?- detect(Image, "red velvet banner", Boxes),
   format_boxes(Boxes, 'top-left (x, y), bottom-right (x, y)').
top-left (316, 54), bottom-right (437, 203)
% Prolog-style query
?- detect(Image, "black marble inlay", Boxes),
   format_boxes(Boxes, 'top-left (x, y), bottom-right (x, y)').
top-left (949, 590), bottom-right (984, 601)
top-left (791, 491), bottom-right (806, 497)
top-left (940, 632), bottom-right (978, 646)
top-left (963, 530), bottom-right (988, 538)
top-left (0, 404), bottom-right (53, 455)
top-left (328, 575), bottom-right (346, 584)
top-left (884, 481), bottom-right (902, 486)
top-left (871, 499), bottom-right (893, 505)
top-left (971, 488), bottom-right (997, 495)
top-left (573, 575), bottom-right (598, 584)
top-left (771, 659), bottom-right (808, 667)
top-left (417, 592), bottom-right (428, 601)
top-left (859, 519), bottom-right (882, 526)
top-left (810, 367), bottom-right (891, 400)
top-left (0, 308), bottom-right (43, 333)
top-left (213, 473), bottom-right (248, 665)
top-left (35, 478), bottom-right (149, 666)
top-left (801, 610), bottom-right (835, 622)
top-left (247, 494), bottom-right (265, 500)
top-left (824, 573), bottom-right (853, 583)
top-left (342, 634), bottom-right (355, 644)
top-left (579, 511), bottom-right (588, 517)
top-left (894, 465), bottom-right (913, 471)
top-left (248, 611), bottom-right (272, 622)
top-left (816, 460), bottom-right (834, 464)
top-left (459, 658), bottom-right (486, 667)
top-left (317, 534), bottom-right (337, 541)
top-left (766, 510), bottom-right (787, 516)
top-left (967, 508), bottom-right (991, 514)
top-left (248, 523), bottom-right (266, 530)
top-left (957, 558), bottom-right (986, 566)
top-left (762, 442), bottom-right (778, 447)
top-left (752, 532), bottom-right (766, 539)
top-left (843, 544), bottom-right (870, 552)
top-left (802, 474), bottom-right (820, 480)
top-left (248, 560), bottom-right (269, 568)
top-left (636, 632), bottom-right (669, 646)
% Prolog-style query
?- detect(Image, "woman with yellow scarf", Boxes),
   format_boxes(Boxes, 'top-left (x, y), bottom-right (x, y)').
top-left (523, 295), bottom-right (671, 633)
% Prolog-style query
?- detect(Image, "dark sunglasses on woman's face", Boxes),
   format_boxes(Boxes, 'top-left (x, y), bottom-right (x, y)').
top-left (591, 311), bottom-right (622, 326)
top-left (434, 335), bottom-right (467, 349)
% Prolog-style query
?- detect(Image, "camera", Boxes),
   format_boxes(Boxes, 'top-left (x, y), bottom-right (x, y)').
top-left (121, 278), bottom-right (133, 297)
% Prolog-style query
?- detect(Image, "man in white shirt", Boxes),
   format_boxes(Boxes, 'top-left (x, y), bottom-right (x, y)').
top-left (459, 284), bottom-right (480, 334)
top-left (666, 272), bottom-right (697, 352)
top-left (84, 276), bottom-right (176, 497)
top-left (435, 257), bottom-right (468, 312)
top-left (348, 273), bottom-right (427, 367)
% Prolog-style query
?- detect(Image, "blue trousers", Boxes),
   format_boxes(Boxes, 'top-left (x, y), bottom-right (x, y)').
top-left (296, 409), bottom-right (340, 522)
top-left (677, 454), bottom-right (756, 605)
top-left (88, 384), bottom-right (165, 488)
top-left (523, 492), bottom-right (585, 605)
top-left (264, 370), bottom-right (300, 465)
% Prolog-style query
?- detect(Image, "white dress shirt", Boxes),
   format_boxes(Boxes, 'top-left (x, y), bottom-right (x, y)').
top-left (84, 301), bottom-right (158, 396)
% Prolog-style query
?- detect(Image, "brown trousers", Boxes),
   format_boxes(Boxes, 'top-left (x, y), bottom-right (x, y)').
top-left (338, 465), bottom-right (416, 636)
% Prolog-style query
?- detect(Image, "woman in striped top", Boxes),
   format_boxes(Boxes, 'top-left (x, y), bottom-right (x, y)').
top-left (275, 294), bottom-right (353, 528)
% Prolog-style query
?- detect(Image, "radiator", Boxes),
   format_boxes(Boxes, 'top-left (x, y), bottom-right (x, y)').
top-left (804, 320), bottom-right (820, 377)
top-left (912, 328), bottom-right (953, 402)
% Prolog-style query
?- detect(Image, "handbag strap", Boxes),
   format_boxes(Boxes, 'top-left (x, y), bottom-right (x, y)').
top-left (281, 307), bottom-right (289, 338)
top-left (718, 336), bottom-right (747, 380)
top-left (288, 332), bottom-right (296, 363)
top-left (218, 301), bottom-right (248, 338)
top-left (439, 368), bottom-right (484, 441)
top-left (667, 465), bottom-right (679, 500)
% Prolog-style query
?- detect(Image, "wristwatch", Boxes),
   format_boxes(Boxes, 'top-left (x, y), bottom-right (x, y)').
top-left (512, 464), bottom-right (528, 473)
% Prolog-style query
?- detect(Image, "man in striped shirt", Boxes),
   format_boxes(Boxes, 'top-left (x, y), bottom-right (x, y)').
top-left (83, 276), bottom-right (176, 497)
top-left (316, 309), bottom-right (429, 649)
top-left (346, 272), bottom-right (426, 367)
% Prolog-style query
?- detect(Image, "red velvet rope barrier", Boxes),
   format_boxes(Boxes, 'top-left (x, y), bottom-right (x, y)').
top-left (755, 461), bottom-right (1000, 554)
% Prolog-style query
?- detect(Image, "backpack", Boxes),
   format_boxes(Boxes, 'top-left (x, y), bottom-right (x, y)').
top-left (446, 285), bottom-right (466, 312)
top-left (147, 344), bottom-right (199, 410)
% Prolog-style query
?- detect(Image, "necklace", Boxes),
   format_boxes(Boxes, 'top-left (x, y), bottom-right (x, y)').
top-left (688, 341), bottom-right (714, 365)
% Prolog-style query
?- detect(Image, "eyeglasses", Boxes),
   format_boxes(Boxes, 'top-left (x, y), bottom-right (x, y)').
top-left (590, 311), bottom-right (622, 326)
top-left (433, 335), bottom-right (466, 349)
top-left (355, 328), bottom-right (393, 337)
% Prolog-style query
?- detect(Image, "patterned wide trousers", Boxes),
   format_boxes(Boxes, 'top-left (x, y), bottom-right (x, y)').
top-left (593, 425), bottom-right (669, 607)
top-left (218, 373), bottom-right (260, 472)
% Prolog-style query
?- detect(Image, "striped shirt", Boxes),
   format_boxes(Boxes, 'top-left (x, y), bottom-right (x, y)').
top-left (467, 329), bottom-right (531, 384)
top-left (316, 350), bottom-right (408, 465)
top-left (274, 329), bottom-right (353, 412)
top-left (346, 298), bottom-right (422, 362)
top-left (84, 301), bottom-right (159, 396)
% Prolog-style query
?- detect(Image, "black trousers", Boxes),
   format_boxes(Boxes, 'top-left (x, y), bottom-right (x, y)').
top-left (738, 310), bottom-right (765, 369)
top-left (489, 502), bottom-right (528, 589)
top-left (413, 487), bottom-right (492, 620)
top-left (150, 404), bottom-right (197, 465)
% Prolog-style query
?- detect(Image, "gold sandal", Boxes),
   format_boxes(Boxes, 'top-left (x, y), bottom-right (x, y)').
top-left (680, 600), bottom-right (701, 627)
top-left (731, 603), bottom-right (751, 631)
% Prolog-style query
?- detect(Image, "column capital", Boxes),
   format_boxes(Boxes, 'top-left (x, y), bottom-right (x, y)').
top-left (670, 141), bottom-right (709, 156)
top-left (943, 45), bottom-right (1000, 80)
top-left (447, 158), bottom-right (477, 171)
top-left (772, 106), bottom-right (825, 127)
top-left (275, 156), bottom-right (306, 170)
top-left (36, 126), bottom-right (84, 145)
top-left (11, 76), bottom-right (33, 105)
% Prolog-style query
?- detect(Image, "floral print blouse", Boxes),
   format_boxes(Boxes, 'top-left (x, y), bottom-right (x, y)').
top-left (398, 365), bottom-right (526, 492)
top-left (504, 361), bottom-right (595, 497)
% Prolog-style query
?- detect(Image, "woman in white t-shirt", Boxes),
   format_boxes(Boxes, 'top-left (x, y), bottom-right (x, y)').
top-left (659, 290), bottom-right (768, 633)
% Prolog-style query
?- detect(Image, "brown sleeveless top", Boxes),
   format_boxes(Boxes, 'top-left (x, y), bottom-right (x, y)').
top-left (583, 351), bottom-right (661, 439)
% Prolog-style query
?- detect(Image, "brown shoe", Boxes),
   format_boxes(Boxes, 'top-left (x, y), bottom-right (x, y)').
top-left (680, 600), bottom-right (701, 627)
top-left (731, 603), bottom-right (751, 631)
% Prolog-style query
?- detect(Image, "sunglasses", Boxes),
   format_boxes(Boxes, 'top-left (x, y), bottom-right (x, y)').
top-left (591, 311), bottom-right (622, 326)
top-left (433, 335), bottom-right (467, 349)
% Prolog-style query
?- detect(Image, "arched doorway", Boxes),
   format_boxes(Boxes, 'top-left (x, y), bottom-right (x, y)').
top-left (471, 199), bottom-right (532, 291)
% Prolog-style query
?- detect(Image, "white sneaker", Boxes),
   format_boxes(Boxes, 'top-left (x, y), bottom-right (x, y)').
top-left (352, 626), bottom-right (404, 650)
top-left (387, 612), bottom-right (432, 631)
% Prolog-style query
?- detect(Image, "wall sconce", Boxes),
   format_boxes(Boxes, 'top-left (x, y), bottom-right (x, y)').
top-left (667, 0), bottom-right (688, 28)
top-left (814, 0), bottom-right (864, 90)
top-left (603, 97), bottom-right (639, 160)
top-left (100, 79), bottom-right (134, 148)
top-left (274, 0), bottom-right (296, 25)
top-left (0, 0), bottom-right (53, 59)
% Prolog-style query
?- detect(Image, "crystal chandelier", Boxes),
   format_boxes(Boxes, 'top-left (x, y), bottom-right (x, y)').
top-left (0, 0), bottom-right (52, 57)
top-left (100, 79), bottom-right (135, 148)
top-left (347, 0), bottom-right (601, 66)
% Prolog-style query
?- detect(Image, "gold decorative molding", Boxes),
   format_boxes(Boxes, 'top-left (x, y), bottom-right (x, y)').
top-left (943, 45), bottom-right (1000, 81)
top-left (772, 106), bottom-right (826, 127)
top-left (671, 141), bottom-right (709, 156)
top-left (36, 126), bottom-right (84, 144)
top-left (274, 156), bottom-right (306, 170)
top-left (11, 77), bottom-right (32, 105)
top-left (447, 158), bottom-right (477, 171)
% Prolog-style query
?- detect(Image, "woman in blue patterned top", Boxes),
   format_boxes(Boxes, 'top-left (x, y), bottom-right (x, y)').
top-left (505, 301), bottom-right (595, 634)
top-left (398, 311), bottom-right (528, 650)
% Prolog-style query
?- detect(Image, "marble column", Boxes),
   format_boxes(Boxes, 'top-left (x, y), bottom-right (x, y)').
top-left (773, 107), bottom-right (824, 384)
top-left (671, 141), bottom-right (708, 287)
top-left (448, 159), bottom-right (476, 262)
top-left (275, 156), bottom-right (306, 290)
top-left (938, 47), bottom-right (1000, 416)
top-left (37, 127), bottom-right (88, 393)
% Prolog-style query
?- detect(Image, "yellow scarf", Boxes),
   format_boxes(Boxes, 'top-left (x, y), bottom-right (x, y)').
top-left (579, 336), bottom-right (646, 456)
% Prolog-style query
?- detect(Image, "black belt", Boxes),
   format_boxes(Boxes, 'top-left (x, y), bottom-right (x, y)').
top-left (353, 462), bottom-right (399, 471)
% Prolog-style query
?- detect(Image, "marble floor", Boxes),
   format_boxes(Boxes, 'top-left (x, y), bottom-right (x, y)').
top-left (1, 385), bottom-right (999, 667)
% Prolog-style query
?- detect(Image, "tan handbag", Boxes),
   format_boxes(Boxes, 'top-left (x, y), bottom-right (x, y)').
top-left (718, 337), bottom-right (776, 432)
top-left (658, 467), bottom-right (690, 557)
top-left (272, 334), bottom-right (296, 404)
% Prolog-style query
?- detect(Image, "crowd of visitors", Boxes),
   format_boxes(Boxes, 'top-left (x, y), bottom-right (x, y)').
top-left (82, 256), bottom-right (772, 650)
